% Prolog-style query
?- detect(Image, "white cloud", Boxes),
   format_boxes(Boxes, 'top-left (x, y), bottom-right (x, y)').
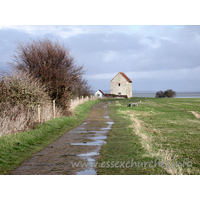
top-left (194, 33), bottom-right (200, 45)
top-left (0, 25), bottom-right (85, 38)
top-left (86, 72), bottom-right (117, 80)
top-left (58, 27), bottom-right (85, 38)
top-left (127, 67), bottom-right (200, 81)
top-left (87, 67), bottom-right (200, 82)
top-left (102, 51), bottom-right (118, 62)
top-left (139, 38), bottom-right (161, 49)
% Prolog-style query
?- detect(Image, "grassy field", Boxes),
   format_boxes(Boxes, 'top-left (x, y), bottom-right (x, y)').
top-left (0, 99), bottom-right (101, 175)
top-left (98, 98), bottom-right (200, 175)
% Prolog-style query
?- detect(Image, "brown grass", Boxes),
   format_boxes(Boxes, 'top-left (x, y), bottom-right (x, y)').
top-left (121, 110), bottom-right (183, 175)
top-left (190, 111), bottom-right (200, 119)
top-left (0, 102), bottom-right (63, 137)
top-left (70, 96), bottom-right (97, 111)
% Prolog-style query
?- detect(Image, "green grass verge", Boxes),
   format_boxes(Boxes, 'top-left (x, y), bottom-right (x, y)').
top-left (97, 97), bottom-right (200, 175)
top-left (0, 99), bottom-right (101, 175)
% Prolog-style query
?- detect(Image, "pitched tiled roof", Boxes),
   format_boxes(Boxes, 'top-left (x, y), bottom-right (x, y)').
top-left (98, 90), bottom-right (104, 95)
top-left (110, 72), bottom-right (132, 83)
top-left (120, 72), bottom-right (132, 82)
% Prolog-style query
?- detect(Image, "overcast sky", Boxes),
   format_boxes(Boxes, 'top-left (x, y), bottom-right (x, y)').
top-left (0, 25), bottom-right (200, 92)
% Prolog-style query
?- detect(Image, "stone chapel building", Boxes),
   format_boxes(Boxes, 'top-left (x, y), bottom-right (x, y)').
top-left (110, 72), bottom-right (132, 98)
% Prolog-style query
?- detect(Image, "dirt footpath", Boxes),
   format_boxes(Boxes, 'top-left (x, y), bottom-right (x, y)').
top-left (11, 101), bottom-right (113, 175)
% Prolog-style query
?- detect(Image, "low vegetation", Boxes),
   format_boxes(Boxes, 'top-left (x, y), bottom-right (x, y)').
top-left (156, 89), bottom-right (176, 98)
top-left (98, 98), bottom-right (200, 175)
top-left (0, 71), bottom-right (63, 136)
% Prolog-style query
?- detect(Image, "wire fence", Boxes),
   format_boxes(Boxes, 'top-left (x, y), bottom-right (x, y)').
top-left (36, 95), bottom-right (97, 123)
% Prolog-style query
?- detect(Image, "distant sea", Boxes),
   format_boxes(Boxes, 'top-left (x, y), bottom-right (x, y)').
top-left (101, 90), bottom-right (200, 98)
top-left (132, 92), bottom-right (200, 98)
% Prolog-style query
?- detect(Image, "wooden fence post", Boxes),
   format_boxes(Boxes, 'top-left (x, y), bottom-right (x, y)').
top-left (53, 100), bottom-right (56, 118)
top-left (70, 99), bottom-right (73, 109)
top-left (38, 105), bottom-right (41, 123)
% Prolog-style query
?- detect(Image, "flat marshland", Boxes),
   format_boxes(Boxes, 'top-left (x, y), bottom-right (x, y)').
top-left (98, 98), bottom-right (200, 175)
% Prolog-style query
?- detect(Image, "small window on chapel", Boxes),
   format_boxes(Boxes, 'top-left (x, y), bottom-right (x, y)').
top-left (118, 83), bottom-right (120, 87)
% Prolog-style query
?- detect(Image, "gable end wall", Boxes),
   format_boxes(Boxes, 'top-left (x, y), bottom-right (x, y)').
top-left (110, 73), bottom-right (132, 98)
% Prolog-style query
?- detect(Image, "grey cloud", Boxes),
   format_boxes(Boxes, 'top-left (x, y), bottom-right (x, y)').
top-left (0, 28), bottom-right (36, 71)
top-left (1, 25), bottom-right (200, 92)
top-left (67, 32), bottom-right (144, 53)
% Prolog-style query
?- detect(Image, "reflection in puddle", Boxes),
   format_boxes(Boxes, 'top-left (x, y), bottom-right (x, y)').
top-left (92, 135), bottom-right (107, 140)
top-left (106, 122), bottom-right (114, 125)
top-left (101, 126), bottom-right (112, 130)
top-left (71, 140), bottom-right (106, 146)
top-left (78, 151), bottom-right (99, 163)
top-left (77, 168), bottom-right (96, 175)
top-left (73, 130), bottom-right (107, 134)
top-left (87, 158), bottom-right (95, 162)
top-left (78, 151), bottom-right (99, 157)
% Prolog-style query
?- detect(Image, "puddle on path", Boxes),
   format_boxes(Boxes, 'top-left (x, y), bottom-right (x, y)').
top-left (11, 101), bottom-right (113, 175)
top-left (77, 168), bottom-right (96, 175)
top-left (71, 103), bottom-right (114, 175)
top-left (104, 116), bottom-right (110, 119)
top-left (70, 140), bottom-right (106, 146)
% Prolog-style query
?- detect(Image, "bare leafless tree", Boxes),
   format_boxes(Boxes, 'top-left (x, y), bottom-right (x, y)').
top-left (71, 77), bottom-right (93, 98)
top-left (9, 38), bottom-right (87, 114)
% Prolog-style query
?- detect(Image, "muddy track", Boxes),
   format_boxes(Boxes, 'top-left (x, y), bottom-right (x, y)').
top-left (11, 101), bottom-right (113, 175)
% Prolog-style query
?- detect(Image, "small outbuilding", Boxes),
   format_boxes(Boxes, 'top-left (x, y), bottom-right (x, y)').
top-left (94, 90), bottom-right (104, 98)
